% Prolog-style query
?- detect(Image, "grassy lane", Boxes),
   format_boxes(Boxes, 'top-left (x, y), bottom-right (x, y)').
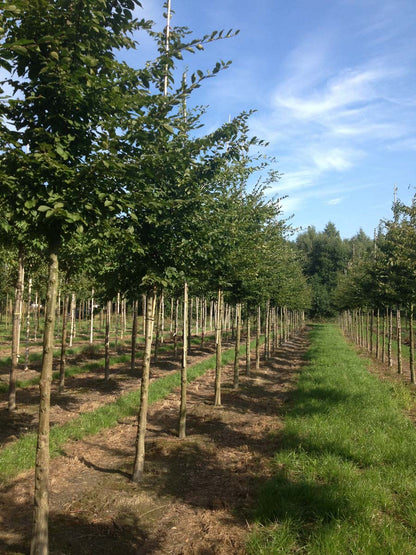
top-left (0, 337), bottom-right (261, 484)
top-left (248, 324), bottom-right (416, 554)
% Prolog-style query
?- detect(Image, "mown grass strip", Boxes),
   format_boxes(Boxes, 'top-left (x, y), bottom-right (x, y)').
top-left (248, 324), bottom-right (416, 554)
top-left (0, 337), bottom-right (260, 484)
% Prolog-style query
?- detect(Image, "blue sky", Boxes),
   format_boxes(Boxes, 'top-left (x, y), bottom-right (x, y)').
top-left (127, 0), bottom-right (416, 239)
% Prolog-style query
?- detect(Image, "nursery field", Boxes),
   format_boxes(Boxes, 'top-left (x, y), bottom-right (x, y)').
top-left (1, 323), bottom-right (416, 553)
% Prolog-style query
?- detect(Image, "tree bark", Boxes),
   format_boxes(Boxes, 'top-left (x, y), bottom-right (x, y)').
top-left (132, 289), bottom-right (157, 482)
top-left (214, 289), bottom-right (223, 406)
top-left (410, 304), bottom-right (415, 384)
top-left (131, 299), bottom-right (138, 373)
top-left (30, 246), bottom-right (58, 555)
top-left (388, 307), bottom-right (393, 368)
top-left (246, 312), bottom-right (251, 376)
top-left (24, 277), bottom-right (33, 371)
top-left (9, 249), bottom-right (24, 411)
top-left (178, 282), bottom-right (188, 438)
top-left (256, 305), bottom-right (261, 371)
top-left (58, 295), bottom-right (69, 393)
top-left (397, 305), bottom-right (402, 374)
top-left (105, 301), bottom-right (111, 381)
top-left (233, 303), bottom-right (241, 389)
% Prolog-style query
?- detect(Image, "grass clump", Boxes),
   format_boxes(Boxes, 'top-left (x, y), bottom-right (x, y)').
top-left (248, 324), bottom-right (416, 554)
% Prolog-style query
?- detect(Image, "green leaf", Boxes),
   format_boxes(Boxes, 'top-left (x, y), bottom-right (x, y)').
top-left (37, 205), bottom-right (50, 212)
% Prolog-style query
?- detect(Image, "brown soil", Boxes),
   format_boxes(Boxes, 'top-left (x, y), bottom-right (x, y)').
top-left (0, 331), bottom-right (309, 555)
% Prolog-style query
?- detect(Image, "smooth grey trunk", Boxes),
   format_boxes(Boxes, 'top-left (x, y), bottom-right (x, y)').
top-left (233, 303), bottom-right (241, 389)
top-left (214, 290), bottom-right (223, 406)
top-left (58, 295), bottom-right (69, 393)
top-left (179, 282), bottom-right (188, 439)
top-left (30, 247), bottom-right (58, 555)
top-left (132, 289), bottom-right (157, 482)
top-left (9, 249), bottom-right (24, 411)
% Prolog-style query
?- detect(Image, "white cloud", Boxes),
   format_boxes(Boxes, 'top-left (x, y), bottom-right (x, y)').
top-left (327, 197), bottom-right (344, 205)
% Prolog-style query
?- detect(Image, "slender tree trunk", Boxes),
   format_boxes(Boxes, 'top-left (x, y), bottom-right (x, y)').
top-left (256, 305), bottom-right (261, 371)
top-left (187, 297), bottom-right (192, 355)
top-left (174, 298), bottom-right (179, 357)
top-left (154, 295), bottom-right (161, 362)
top-left (388, 307), bottom-right (393, 368)
top-left (264, 300), bottom-right (269, 360)
top-left (104, 301), bottom-right (111, 381)
top-left (179, 282), bottom-right (188, 439)
top-left (246, 311), bottom-right (251, 376)
top-left (24, 278), bottom-right (33, 371)
top-left (410, 304), bottom-right (415, 384)
top-left (58, 295), bottom-right (69, 393)
top-left (201, 297), bottom-right (206, 346)
top-left (115, 292), bottom-right (120, 352)
top-left (89, 288), bottom-right (94, 344)
top-left (233, 303), bottom-right (241, 389)
top-left (370, 310), bottom-right (374, 353)
top-left (160, 292), bottom-right (164, 345)
top-left (132, 289), bottom-right (157, 482)
top-left (397, 305), bottom-right (402, 374)
top-left (9, 249), bottom-right (24, 411)
top-left (376, 308), bottom-right (380, 359)
top-left (30, 246), bottom-right (58, 555)
top-left (69, 293), bottom-right (75, 347)
top-left (131, 299), bottom-right (138, 373)
top-left (214, 289), bottom-right (223, 406)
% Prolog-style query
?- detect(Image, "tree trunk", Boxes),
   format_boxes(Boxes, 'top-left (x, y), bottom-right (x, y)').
top-left (233, 303), bottom-right (241, 389)
top-left (410, 304), bottom-right (415, 384)
top-left (89, 288), bottom-right (94, 344)
top-left (24, 278), bottom-right (33, 371)
top-left (9, 249), bottom-right (24, 411)
top-left (174, 298), bottom-right (179, 357)
top-left (69, 293), bottom-right (76, 347)
top-left (246, 311), bottom-right (251, 376)
top-left (58, 295), bottom-right (69, 393)
top-left (397, 305), bottom-right (402, 374)
top-left (214, 289), bottom-right (223, 406)
top-left (30, 246), bottom-right (58, 555)
top-left (388, 307), bottom-right (393, 368)
top-left (179, 282), bottom-right (188, 438)
top-left (105, 301), bottom-right (111, 381)
top-left (256, 305), bottom-right (261, 371)
top-left (132, 289), bottom-right (157, 482)
top-left (131, 299), bottom-right (138, 373)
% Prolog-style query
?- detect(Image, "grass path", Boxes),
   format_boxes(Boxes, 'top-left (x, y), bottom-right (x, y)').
top-left (248, 323), bottom-right (416, 554)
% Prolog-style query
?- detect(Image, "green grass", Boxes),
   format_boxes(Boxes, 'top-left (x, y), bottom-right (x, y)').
top-left (248, 324), bottom-right (416, 554)
top-left (0, 336), bottom-right (260, 484)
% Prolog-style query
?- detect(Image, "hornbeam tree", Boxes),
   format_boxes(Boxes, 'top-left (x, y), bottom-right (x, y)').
top-left (0, 1), bottom-right (152, 552)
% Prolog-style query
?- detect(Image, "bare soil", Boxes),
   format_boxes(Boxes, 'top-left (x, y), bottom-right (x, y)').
top-left (0, 331), bottom-right (309, 555)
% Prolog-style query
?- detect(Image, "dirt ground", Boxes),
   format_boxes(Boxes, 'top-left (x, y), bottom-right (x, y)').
top-left (0, 331), bottom-right (308, 554)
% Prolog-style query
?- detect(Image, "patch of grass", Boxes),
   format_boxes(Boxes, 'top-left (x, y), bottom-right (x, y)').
top-left (248, 324), bottom-right (416, 554)
top-left (0, 336), bottom-right (262, 483)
